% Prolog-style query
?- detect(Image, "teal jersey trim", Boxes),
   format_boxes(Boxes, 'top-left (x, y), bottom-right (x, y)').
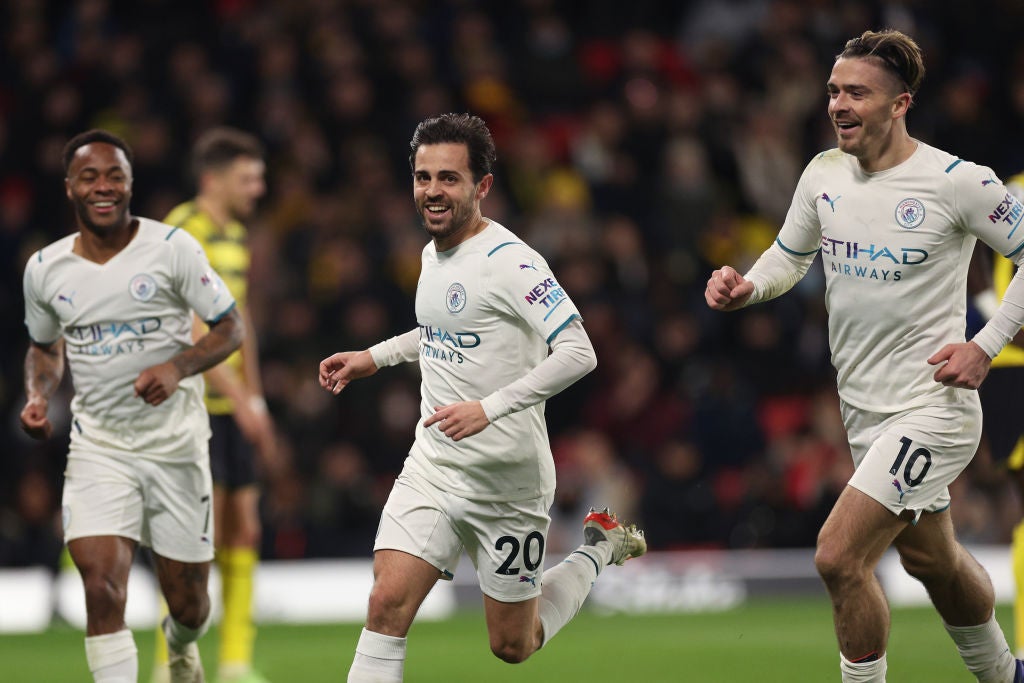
top-left (487, 241), bottom-right (521, 257)
top-left (207, 300), bottom-right (237, 324)
top-left (776, 237), bottom-right (820, 256)
top-left (545, 312), bottom-right (579, 344)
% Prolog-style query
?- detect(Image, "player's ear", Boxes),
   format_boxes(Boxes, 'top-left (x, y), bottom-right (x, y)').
top-left (893, 91), bottom-right (912, 118)
top-left (65, 177), bottom-right (72, 201)
top-left (477, 173), bottom-right (493, 200)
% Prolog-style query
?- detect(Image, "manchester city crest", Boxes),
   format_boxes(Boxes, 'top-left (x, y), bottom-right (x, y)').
top-left (129, 273), bottom-right (158, 301)
top-left (446, 282), bottom-right (467, 314)
top-left (895, 198), bottom-right (925, 229)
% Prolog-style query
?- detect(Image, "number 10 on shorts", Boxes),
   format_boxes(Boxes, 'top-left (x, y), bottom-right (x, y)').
top-left (890, 436), bottom-right (933, 487)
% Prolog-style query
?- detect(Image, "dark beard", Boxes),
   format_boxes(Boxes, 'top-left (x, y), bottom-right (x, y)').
top-left (419, 203), bottom-right (472, 242)
top-left (72, 197), bottom-right (130, 236)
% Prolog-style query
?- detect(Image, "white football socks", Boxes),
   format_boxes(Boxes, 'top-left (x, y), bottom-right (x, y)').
top-left (840, 652), bottom-right (887, 682)
top-left (84, 629), bottom-right (137, 683)
top-left (537, 545), bottom-right (607, 645)
top-left (348, 628), bottom-right (406, 682)
top-left (163, 614), bottom-right (209, 653)
top-left (944, 613), bottom-right (1017, 682)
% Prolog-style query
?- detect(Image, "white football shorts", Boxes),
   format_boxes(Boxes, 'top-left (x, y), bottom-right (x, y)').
top-left (842, 390), bottom-right (982, 523)
top-left (62, 447), bottom-right (215, 563)
top-left (375, 468), bottom-right (554, 602)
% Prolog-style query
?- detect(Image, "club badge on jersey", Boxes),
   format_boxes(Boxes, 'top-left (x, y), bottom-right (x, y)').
top-left (895, 198), bottom-right (925, 229)
top-left (130, 274), bottom-right (158, 301)
top-left (446, 282), bottom-right (467, 314)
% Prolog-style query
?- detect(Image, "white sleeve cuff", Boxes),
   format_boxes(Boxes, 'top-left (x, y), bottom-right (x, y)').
top-left (480, 392), bottom-right (512, 422)
top-left (742, 241), bottom-right (816, 306)
top-left (368, 329), bottom-right (420, 368)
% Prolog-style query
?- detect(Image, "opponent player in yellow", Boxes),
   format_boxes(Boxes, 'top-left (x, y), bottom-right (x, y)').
top-left (154, 127), bottom-right (274, 683)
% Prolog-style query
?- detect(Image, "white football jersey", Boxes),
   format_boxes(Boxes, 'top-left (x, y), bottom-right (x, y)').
top-left (23, 217), bottom-right (236, 458)
top-left (775, 142), bottom-right (1024, 412)
top-left (404, 220), bottom-right (582, 501)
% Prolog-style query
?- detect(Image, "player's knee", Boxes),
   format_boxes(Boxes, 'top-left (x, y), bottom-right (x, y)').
top-left (365, 587), bottom-right (415, 634)
top-left (814, 539), bottom-right (858, 586)
top-left (367, 584), bottom-right (401, 615)
top-left (81, 574), bottom-right (128, 615)
top-left (489, 636), bottom-right (535, 664)
top-left (167, 591), bottom-right (210, 630)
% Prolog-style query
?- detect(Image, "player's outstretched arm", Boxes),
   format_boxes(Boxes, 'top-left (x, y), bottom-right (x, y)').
top-left (20, 338), bottom-right (65, 439)
top-left (320, 328), bottom-right (419, 394)
top-left (135, 306), bottom-right (245, 406)
top-left (705, 265), bottom-right (755, 311)
top-left (319, 350), bottom-right (378, 395)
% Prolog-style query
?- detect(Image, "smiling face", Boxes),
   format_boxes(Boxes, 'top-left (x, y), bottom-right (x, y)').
top-left (65, 142), bottom-right (133, 236)
top-left (413, 142), bottom-right (492, 250)
top-left (827, 56), bottom-right (912, 168)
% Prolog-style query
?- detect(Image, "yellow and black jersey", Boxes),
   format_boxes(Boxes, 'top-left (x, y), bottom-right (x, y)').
top-left (164, 200), bottom-right (250, 414)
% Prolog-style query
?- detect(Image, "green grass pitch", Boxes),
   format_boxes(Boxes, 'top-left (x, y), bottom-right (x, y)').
top-left (0, 600), bottom-right (1011, 682)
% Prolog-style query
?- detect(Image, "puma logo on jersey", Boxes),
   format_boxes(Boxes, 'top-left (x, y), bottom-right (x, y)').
top-left (819, 193), bottom-right (841, 212)
top-left (892, 478), bottom-right (908, 503)
top-left (58, 292), bottom-right (76, 307)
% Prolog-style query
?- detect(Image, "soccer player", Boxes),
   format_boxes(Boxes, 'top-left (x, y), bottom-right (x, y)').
top-left (318, 113), bottom-right (646, 682)
top-left (973, 173), bottom-right (1024, 657)
top-left (20, 129), bottom-right (242, 682)
top-left (153, 127), bottom-right (274, 683)
top-left (705, 30), bottom-right (1024, 683)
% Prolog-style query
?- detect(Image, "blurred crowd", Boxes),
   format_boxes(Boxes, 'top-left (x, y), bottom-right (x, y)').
top-left (3, 0), bottom-right (1024, 568)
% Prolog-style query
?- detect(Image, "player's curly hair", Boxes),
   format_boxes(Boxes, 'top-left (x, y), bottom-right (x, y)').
top-left (62, 129), bottom-right (134, 175)
top-left (409, 113), bottom-right (497, 184)
top-left (838, 29), bottom-right (925, 96)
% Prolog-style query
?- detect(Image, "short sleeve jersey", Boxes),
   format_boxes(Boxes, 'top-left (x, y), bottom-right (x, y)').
top-left (774, 142), bottom-right (1024, 412)
top-left (404, 220), bottom-right (581, 502)
top-left (165, 200), bottom-right (250, 414)
top-left (23, 217), bottom-right (236, 458)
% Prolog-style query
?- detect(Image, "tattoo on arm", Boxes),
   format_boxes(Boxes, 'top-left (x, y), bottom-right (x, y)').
top-left (171, 308), bottom-right (244, 378)
top-left (24, 340), bottom-right (65, 400)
